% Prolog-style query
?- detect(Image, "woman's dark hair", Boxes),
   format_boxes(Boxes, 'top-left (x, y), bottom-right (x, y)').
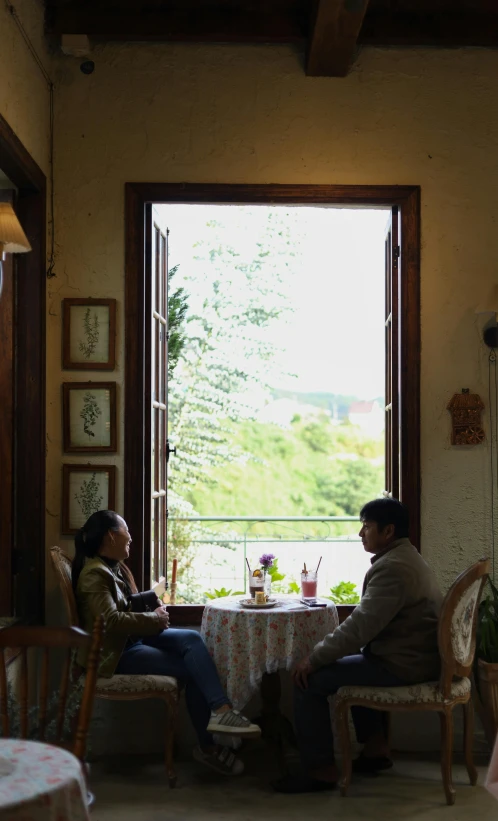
top-left (72, 510), bottom-right (122, 590)
top-left (359, 498), bottom-right (410, 539)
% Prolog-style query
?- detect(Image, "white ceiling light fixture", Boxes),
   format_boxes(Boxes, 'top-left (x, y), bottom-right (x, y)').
top-left (0, 202), bottom-right (32, 297)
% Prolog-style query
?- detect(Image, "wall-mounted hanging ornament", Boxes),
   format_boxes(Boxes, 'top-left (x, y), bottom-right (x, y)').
top-left (447, 389), bottom-right (485, 446)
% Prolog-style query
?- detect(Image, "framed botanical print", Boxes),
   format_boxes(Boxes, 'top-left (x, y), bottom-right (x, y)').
top-left (63, 382), bottom-right (117, 452)
top-left (62, 464), bottom-right (117, 534)
top-left (62, 298), bottom-right (116, 370)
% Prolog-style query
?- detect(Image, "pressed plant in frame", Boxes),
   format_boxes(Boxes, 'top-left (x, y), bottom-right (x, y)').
top-left (62, 298), bottom-right (116, 370)
top-left (63, 382), bottom-right (117, 453)
top-left (74, 472), bottom-right (104, 519)
top-left (62, 465), bottom-right (116, 533)
top-left (79, 307), bottom-right (100, 359)
top-left (80, 392), bottom-right (102, 439)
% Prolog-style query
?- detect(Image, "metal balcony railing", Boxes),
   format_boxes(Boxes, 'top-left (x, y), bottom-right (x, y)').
top-left (167, 515), bottom-right (367, 604)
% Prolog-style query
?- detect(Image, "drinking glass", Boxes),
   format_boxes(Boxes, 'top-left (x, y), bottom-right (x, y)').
top-left (301, 570), bottom-right (318, 600)
top-left (249, 570), bottom-right (265, 599)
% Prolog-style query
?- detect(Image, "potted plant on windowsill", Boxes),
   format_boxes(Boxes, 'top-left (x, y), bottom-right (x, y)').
top-left (475, 579), bottom-right (498, 744)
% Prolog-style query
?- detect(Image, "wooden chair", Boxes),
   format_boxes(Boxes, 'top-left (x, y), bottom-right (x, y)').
top-left (0, 618), bottom-right (103, 764)
top-left (50, 546), bottom-right (179, 787)
top-left (336, 557), bottom-right (490, 805)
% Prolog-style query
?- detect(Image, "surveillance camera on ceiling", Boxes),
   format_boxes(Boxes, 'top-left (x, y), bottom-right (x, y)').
top-left (80, 60), bottom-right (95, 75)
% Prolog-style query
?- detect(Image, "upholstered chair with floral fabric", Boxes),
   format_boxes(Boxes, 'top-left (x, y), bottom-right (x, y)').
top-left (335, 557), bottom-right (489, 805)
top-left (50, 547), bottom-right (179, 787)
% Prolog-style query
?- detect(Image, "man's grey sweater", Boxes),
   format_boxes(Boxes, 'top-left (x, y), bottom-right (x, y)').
top-left (309, 538), bottom-right (443, 683)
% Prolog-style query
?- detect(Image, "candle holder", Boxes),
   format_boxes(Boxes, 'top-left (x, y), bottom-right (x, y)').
top-left (169, 582), bottom-right (177, 605)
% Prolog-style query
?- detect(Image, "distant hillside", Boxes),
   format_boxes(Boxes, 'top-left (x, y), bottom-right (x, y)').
top-left (272, 389), bottom-right (384, 421)
top-left (186, 416), bottom-right (384, 526)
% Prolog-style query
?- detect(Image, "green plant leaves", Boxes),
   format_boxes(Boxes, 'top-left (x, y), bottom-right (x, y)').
top-left (477, 580), bottom-right (498, 664)
top-left (325, 581), bottom-right (360, 605)
top-left (267, 559), bottom-right (285, 583)
top-left (204, 587), bottom-right (244, 599)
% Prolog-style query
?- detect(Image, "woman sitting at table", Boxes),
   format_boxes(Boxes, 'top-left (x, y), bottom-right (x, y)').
top-left (73, 509), bottom-right (260, 776)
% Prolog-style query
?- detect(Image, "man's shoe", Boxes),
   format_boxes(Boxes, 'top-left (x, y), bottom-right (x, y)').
top-left (272, 774), bottom-right (336, 794)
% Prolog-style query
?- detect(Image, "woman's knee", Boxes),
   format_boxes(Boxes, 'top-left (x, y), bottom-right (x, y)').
top-left (174, 628), bottom-right (204, 650)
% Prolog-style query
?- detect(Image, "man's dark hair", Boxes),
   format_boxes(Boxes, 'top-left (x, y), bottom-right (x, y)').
top-left (360, 498), bottom-right (410, 539)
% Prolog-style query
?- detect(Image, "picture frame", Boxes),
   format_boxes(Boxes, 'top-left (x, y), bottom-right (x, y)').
top-left (63, 382), bottom-right (117, 453)
top-left (62, 298), bottom-right (116, 370)
top-left (62, 464), bottom-right (117, 535)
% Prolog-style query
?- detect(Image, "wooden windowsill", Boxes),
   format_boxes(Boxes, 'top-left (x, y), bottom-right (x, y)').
top-left (167, 603), bottom-right (355, 627)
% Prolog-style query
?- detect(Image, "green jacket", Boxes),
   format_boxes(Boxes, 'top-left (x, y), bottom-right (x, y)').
top-left (310, 538), bottom-right (443, 683)
top-left (76, 557), bottom-right (161, 677)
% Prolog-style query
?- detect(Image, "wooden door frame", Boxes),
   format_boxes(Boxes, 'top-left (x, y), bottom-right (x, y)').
top-left (0, 113), bottom-right (46, 622)
top-left (125, 183), bottom-right (420, 594)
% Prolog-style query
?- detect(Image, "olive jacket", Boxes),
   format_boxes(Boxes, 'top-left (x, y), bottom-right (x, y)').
top-left (309, 538), bottom-right (443, 683)
top-left (76, 557), bottom-right (162, 677)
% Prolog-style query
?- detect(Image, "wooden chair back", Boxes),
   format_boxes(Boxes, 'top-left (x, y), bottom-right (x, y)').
top-left (50, 547), bottom-right (80, 627)
top-left (0, 619), bottom-right (103, 762)
top-left (438, 557), bottom-right (490, 697)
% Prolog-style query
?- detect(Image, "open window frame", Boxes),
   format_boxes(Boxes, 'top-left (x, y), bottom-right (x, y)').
top-left (124, 183), bottom-right (420, 625)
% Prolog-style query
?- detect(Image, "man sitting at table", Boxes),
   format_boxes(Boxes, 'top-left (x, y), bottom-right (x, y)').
top-left (274, 497), bottom-right (443, 793)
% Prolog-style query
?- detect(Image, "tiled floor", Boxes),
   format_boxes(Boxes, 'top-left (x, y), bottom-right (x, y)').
top-left (89, 747), bottom-right (497, 821)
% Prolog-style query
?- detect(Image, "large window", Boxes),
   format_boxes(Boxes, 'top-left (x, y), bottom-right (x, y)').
top-left (125, 185), bottom-right (420, 606)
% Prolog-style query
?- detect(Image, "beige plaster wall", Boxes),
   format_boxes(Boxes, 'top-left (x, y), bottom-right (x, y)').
top-left (0, 0), bottom-right (51, 176)
top-left (47, 43), bottom-right (498, 605)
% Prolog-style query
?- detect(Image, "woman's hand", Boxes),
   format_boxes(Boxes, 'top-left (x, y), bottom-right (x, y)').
top-left (154, 605), bottom-right (170, 630)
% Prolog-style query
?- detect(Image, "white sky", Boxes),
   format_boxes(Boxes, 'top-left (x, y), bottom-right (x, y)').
top-left (158, 204), bottom-right (388, 400)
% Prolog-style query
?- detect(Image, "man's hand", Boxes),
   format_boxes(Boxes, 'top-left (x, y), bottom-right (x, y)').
top-left (155, 605), bottom-right (170, 630)
top-left (292, 655), bottom-right (314, 690)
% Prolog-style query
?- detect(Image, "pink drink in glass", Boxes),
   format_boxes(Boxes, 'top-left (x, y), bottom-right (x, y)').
top-left (301, 571), bottom-right (318, 599)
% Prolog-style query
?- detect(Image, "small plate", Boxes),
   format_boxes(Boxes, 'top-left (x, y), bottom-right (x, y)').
top-left (238, 597), bottom-right (278, 609)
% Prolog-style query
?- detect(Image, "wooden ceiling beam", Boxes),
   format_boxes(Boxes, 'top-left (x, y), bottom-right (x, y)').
top-left (306, 0), bottom-right (370, 77)
top-left (45, 5), bottom-right (307, 43)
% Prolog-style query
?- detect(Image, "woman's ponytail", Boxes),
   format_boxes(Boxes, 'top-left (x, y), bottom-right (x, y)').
top-left (72, 510), bottom-right (121, 590)
top-left (72, 528), bottom-right (88, 590)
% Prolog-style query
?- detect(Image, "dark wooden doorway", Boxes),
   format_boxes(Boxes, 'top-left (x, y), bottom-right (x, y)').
top-left (0, 114), bottom-right (46, 622)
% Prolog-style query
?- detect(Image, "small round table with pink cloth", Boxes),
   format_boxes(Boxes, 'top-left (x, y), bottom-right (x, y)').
top-left (201, 595), bottom-right (339, 710)
top-left (0, 740), bottom-right (89, 821)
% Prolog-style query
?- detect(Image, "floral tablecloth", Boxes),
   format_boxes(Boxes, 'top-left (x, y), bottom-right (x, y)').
top-left (0, 740), bottom-right (89, 821)
top-left (201, 596), bottom-right (339, 709)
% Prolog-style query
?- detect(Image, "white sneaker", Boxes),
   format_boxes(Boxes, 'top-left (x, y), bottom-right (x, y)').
top-left (193, 745), bottom-right (245, 776)
top-left (207, 709), bottom-right (261, 737)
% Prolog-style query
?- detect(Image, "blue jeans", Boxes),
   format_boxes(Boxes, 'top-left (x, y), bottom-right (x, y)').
top-left (115, 629), bottom-right (228, 747)
top-left (295, 653), bottom-right (405, 772)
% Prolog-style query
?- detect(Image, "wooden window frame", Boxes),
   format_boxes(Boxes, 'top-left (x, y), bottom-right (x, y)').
top-left (0, 113), bottom-right (46, 622)
top-left (124, 183), bottom-right (420, 625)
top-left (147, 207), bottom-right (169, 594)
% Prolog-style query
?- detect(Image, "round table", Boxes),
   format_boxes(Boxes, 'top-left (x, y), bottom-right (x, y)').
top-left (0, 740), bottom-right (89, 821)
top-left (201, 595), bottom-right (338, 772)
top-left (201, 595), bottom-right (339, 709)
